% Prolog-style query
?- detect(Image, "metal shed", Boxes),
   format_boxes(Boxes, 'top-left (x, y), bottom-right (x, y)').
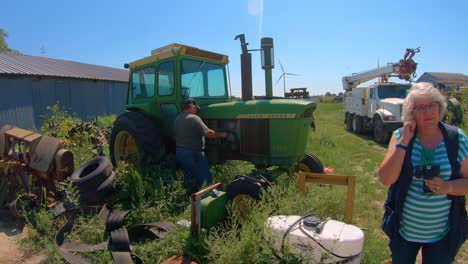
top-left (417, 72), bottom-right (468, 90)
top-left (0, 53), bottom-right (129, 129)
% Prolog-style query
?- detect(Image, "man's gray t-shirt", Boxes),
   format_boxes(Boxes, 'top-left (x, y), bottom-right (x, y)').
top-left (174, 112), bottom-right (210, 150)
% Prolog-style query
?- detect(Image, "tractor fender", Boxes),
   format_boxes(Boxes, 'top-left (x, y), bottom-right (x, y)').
top-left (226, 175), bottom-right (271, 201)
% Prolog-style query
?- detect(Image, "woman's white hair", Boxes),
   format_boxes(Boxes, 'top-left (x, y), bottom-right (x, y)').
top-left (402, 82), bottom-right (447, 123)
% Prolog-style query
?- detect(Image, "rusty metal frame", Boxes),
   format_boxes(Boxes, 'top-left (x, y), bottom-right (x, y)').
top-left (298, 172), bottom-right (356, 223)
top-left (0, 125), bottom-right (74, 214)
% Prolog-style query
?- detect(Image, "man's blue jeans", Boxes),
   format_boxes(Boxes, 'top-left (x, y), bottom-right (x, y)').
top-left (390, 234), bottom-right (454, 264)
top-left (176, 146), bottom-right (212, 194)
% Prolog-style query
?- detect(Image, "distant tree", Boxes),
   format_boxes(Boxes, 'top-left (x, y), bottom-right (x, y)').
top-left (325, 92), bottom-right (332, 97)
top-left (338, 92), bottom-right (344, 97)
top-left (0, 28), bottom-right (21, 54)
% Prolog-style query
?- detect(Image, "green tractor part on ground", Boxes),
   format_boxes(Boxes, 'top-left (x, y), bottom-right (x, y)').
top-left (110, 34), bottom-right (322, 173)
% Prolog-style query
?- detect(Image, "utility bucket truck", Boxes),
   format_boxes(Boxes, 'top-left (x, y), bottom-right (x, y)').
top-left (342, 48), bottom-right (420, 143)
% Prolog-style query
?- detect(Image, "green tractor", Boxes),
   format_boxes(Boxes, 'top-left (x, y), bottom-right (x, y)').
top-left (109, 34), bottom-right (323, 176)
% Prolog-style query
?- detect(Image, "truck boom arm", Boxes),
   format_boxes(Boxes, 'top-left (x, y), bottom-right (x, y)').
top-left (342, 48), bottom-right (420, 91)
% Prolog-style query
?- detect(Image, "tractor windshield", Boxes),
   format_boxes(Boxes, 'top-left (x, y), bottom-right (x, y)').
top-left (377, 84), bottom-right (411, 99)
top-left (181, 59), bottom-right (227, 98)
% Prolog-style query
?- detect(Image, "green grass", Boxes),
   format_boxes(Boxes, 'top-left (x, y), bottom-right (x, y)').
top-left (19, 103), bottom-right (468, 263)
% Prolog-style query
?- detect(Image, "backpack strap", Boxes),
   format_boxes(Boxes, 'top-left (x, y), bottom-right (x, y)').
top-left (439, 122), bottom-right (460, 181)
top-left (438, 123), bottom-right (467, 257)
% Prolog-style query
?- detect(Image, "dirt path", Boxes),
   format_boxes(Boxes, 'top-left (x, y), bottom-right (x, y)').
top-left (0, 209), bottom-right (46, 264)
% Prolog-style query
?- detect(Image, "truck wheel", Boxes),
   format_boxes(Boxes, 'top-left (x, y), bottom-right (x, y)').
top-left (373, 117), bottom-right (390, 144)
top-left (345, 113), bottom-right (353, 131)
top-left (226, 176), bottom-right (270, 223)
top-left (110, 112), bottom-right (165, 168)
top-left (298, 153), bottom-right (324, 173)
top-left (352, 115), bottom-right (364, 134)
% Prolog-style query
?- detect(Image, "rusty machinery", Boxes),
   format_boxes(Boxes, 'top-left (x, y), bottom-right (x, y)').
top-left (0, 124), bottom-right (74, 216)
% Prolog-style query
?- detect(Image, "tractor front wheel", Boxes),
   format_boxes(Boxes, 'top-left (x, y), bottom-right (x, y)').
top-left (226, 176), bottom-right (271, 223)
top-left (110, 112), bottom-right (165, 168)
top-left (297, 153), bottom-right (324, 173)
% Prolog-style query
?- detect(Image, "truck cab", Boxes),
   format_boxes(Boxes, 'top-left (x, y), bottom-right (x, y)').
top-left (344, 82), bottom-right (411, 143)
top-left (125, 44), bottom-right (229, 139)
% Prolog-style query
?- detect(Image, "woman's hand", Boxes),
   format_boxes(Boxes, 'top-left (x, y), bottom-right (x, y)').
top-left (400, 121), bottom-right (416, 146)
top-left (424, 177), bottom-right (452, 194)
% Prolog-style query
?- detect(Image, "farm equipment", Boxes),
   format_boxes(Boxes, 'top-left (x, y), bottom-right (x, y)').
top-left (284, 88), bottom-right (309, 99)
top-left (0, 125), bottom-right (74, 216)
top-left (109, 34), bottom-right (323, 174)
top-left (342, 48), bottom-right (420, 143)
top-left (266, 214), bottom-right (364, 263)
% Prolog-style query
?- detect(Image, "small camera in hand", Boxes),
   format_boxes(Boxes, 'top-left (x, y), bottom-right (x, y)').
top-left (414, 165), bottom-right (440, 193)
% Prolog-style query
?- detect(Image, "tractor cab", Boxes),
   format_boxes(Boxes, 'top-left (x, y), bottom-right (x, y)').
top-left (125, 44), bottom-right (230, 138)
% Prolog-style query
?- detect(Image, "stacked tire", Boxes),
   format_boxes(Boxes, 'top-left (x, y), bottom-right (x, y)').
top-left (70, 156), bottom-right (116, 205)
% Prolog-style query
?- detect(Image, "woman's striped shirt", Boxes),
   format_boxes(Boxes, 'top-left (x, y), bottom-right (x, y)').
top-left (394, 127), bottom-right (468, 243)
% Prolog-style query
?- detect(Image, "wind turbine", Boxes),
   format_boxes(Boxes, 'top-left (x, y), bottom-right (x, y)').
top-left (275, 61), bottom-right (299, 96)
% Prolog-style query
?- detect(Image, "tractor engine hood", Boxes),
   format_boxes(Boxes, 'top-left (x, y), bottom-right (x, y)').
top-left (197, 99), bottom-right (317, 167)
top-left (197, 99), bottom-right (317, 119)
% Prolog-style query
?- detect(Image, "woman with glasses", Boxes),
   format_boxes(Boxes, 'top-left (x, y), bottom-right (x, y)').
top-left (378, 82), bottom-right (468, 263)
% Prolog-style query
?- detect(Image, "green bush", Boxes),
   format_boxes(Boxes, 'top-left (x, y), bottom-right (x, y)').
top-left (460, 90), bottom-right (468, 131)
top-left (40, 103), bottom-right (115, 166)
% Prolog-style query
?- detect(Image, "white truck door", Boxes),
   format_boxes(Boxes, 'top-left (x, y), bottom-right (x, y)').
top-left (368, 87), bottom-right (378, 118)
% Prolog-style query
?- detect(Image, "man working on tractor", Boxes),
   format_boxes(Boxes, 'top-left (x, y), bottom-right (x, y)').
top-left (174, 98), bottom-right (227, 195)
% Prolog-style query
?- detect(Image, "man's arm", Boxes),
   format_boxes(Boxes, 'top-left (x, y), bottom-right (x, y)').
top-left (193, 115), bottom-right (228, 139)
top-left (206, 130), bottom-right (228, 139)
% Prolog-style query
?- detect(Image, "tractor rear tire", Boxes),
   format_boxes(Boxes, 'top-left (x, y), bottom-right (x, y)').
top-left (345, 113), bottom-right (353, 131)
top-left (298, 153), bottom-right (324, 173)
top-left (110, 111), bottom-right (165, 168)
top-left (373, 117), bottom-right (390, 144)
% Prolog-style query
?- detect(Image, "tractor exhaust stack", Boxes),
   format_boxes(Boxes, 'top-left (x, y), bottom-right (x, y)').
top-left (235, 34), bottom-right (253, 101)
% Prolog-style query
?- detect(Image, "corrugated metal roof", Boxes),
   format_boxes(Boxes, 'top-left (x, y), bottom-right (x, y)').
top-left (423, 72), bottom-right (468, 85)
top-left (0, 53), bottom-right (129, 82)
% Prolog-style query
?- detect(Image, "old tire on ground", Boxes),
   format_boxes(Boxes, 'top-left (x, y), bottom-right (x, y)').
top-left (373, 116), bottom-right (390, 144)
top-left (226, 176), bottom-right (270, 222)
top-left (71, 156), bottom-right (113, 191)
top-left (352, 115), bottom-right (364, 134)
top-left (298, 153), bottom-right (324, 173)
top-left (110, 111), bottom-right (165, 168)
top-left (78, 171), bottom-right (117, 205)
top-left (345, 113), bottom-right (353, 131)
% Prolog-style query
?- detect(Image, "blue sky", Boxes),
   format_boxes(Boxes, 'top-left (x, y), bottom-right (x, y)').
top-left (2, 0), bottom-right (467, 97)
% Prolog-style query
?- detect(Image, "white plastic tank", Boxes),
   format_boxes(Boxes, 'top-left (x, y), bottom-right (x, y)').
top-left (265, 215), bottom-right (364, 263)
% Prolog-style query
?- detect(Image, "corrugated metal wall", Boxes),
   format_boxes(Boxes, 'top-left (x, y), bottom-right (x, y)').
top-left (0, 75), bottom-right (127, 129)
